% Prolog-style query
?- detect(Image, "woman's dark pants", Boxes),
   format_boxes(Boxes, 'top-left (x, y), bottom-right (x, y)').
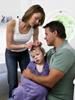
top-left (5, 48), bottom-right (30, 97)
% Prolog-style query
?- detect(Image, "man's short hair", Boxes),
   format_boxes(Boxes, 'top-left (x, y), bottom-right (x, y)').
top-left (43, 21), bottom-right (66, 38)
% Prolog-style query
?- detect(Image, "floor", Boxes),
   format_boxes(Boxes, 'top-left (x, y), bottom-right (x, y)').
top-left (0, 94), bottom-right (9, 100)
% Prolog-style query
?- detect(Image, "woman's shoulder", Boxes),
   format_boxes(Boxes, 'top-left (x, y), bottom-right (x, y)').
top-left (7, 19), bottom-right (16, 27)
top-left (7, 19), bottom-right (17, 31)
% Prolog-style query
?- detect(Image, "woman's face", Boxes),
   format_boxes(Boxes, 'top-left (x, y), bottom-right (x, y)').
top-left (29, 12), bottom-right (42, 27)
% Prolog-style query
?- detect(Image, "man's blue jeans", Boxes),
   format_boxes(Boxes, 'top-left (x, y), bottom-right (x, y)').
top-left (5, 48), bottom-right (30, 98)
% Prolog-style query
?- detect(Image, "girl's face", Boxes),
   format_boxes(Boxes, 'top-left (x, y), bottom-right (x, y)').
top-left (30, 49), bottom-right (46, 65)
top-left (29, 12), bottom-right (42, 27)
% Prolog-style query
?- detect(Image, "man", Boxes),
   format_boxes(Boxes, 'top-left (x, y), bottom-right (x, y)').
top-left (22, 21), bottom-right (75, 100)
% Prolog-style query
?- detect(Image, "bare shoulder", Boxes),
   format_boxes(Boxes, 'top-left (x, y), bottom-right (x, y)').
top-left (7, 19), bottom-right (16, 27)
top-left (7, 19), bottom-right (16, 31)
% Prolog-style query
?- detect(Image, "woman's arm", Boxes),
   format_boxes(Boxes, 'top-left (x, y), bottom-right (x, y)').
top-left (33, 27), bottom-right (42, 46)
top-left (33, 27), bottom-right (39, 42)
top-left (6, 20), bottom-right (33, 50)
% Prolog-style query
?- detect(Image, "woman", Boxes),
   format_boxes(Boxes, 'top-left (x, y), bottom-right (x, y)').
top-left (5, 4), bottom-right (45, 98)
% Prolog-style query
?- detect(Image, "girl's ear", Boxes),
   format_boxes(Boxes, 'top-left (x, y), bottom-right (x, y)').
top-left (44, 52), bottom-right (46, 57)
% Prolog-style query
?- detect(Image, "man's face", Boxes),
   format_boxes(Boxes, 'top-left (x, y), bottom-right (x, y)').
top-left (44, 27), bottom-right (55, 46)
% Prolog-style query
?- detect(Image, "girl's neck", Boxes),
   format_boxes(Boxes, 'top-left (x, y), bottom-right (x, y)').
top-left (36, 62), bottom-right (44, 73)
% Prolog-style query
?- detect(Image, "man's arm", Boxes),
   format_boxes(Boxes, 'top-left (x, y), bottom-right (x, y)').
top-left (22, 68), bottom-right (65, 88)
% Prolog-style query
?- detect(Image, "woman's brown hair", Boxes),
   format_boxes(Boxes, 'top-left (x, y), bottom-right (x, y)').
top-left (22, 5), bottom-right (45, 28)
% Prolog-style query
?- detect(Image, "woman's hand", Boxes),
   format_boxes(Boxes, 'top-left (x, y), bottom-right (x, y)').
top-left (33, 40), bottom-right (42, 46)
top-left (23, 40), bottom-right (42, 49)
top-left (22, 42), bottom-right (34, 49)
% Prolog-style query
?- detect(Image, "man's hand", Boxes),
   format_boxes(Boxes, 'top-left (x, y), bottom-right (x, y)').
top-left (22, 69), bottom-right (33, 79)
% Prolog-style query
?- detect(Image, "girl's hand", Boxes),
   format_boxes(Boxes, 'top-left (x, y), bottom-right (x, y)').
top-left (18, 82), bottom-right (21, 87)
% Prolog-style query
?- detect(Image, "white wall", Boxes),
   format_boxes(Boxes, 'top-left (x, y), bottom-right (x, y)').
top-left (20, 0), bottom-right (33, 18)
top-left (0, 0), bottom-right (75, 20)
top-left (0, 0), bottom-right (21, 19)
top-left (0, 0), bottom-right (21, 63)
top-left (0, 0), bottom-right (75, 63)
top-left (20, 0), bottom-right (75, 51)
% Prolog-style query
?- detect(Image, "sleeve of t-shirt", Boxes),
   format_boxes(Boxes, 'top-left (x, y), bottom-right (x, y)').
top-left (44, 61), bottom-right (50, 75)
top-left (26, 61), bottom-right (34, 71)
top-left (46, 63), bottom-right (50, 75)
top-left (51, 49), bottom-right (75, 73)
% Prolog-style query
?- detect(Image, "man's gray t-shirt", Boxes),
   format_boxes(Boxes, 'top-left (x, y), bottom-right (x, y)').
top-left (47, 40), bottom-right (75, 100)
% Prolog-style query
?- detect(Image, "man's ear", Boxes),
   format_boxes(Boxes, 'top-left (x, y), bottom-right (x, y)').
top-left (53, 30), bottom-right (58, 37)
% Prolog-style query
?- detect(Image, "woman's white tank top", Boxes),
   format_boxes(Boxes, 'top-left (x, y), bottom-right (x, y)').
top-left (12, 19), bottom-right (34, 52)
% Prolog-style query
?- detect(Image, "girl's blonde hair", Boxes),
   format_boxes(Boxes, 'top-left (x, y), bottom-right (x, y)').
top-left (30, 46), bottom-right (45, 54)
top-left (22, 5), bottom-right (45, 29)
